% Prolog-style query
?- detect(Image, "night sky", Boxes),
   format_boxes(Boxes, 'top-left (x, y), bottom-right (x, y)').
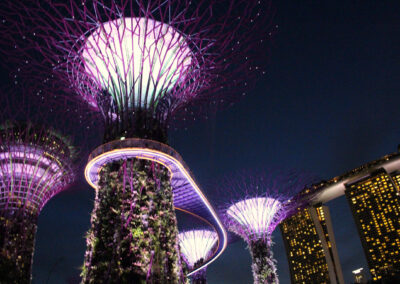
top-left (3, 1), bottom-right (398, 283)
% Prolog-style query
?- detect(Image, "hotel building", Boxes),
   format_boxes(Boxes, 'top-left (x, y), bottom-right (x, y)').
top-left (281, 205), bottom-right (344, 283)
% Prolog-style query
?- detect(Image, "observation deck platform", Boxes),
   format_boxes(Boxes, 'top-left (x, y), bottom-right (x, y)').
top-left (84, 138), bottom-right (227, 276)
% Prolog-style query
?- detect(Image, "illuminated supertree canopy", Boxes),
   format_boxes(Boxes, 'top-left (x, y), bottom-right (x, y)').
top-left (0, 0), bottom-right (275, 142)
top-left (0, 1), bottom-right (274, 282)
top-left (81, 17), bottom-right (193, 110)
top-left (220, 171), bottom-right (313, 284)
top-left (0, 95), bottom-right (79, 283)
top-left (226, 197), bottom-right (284, 242)
top-left (179, 229), bottom-right (218, 283)
top-left (0, 121), bottom-right (75, 214)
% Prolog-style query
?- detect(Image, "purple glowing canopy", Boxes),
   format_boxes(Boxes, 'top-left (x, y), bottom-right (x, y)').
top-left (0, 122), bottom-right (75, 214)
top-left (0, 0), bottom-right (274, 138)
top-left (219, 171), bottom-right (313, 243)
top-left (227, 197), bottom-right (283, 240)
top-left (78, 17), bottom-right (194, 111)
top-left (0, 84), bottom-right (90, 215)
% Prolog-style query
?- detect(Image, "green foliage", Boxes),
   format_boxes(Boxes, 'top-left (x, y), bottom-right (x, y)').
top-left (81, 158), bottom-right (184, 283)
top-left (191, 267), bottom-right (207, 284)
top-left (249, 240), bottom-right (279, 284)
top-left (0, 211), bottom-right (38, 284)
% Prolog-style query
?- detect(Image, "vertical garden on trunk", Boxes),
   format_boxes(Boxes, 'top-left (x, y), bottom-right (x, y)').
top-left (82, 159), bottom-right (182, 283)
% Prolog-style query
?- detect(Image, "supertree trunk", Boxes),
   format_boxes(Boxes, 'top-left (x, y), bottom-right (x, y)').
top-left (0, 210), bottom-right (38, 284)
top-left (191, 268), bottom-right (207, 284)
top-left (81, 158), bottom-right (184, 283)
top-left (249, 240), bottom-right (279, 284)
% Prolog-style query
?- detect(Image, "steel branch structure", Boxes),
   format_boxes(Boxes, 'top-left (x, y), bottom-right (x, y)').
top-left (0, 122), bottom-right (75, 213)
top-left (0, 0), bottom-right (274, 281)
top-left (179, 229), bottom-right (218, 283)
top-left (0, 0), bottom-right (274, 141)
top-left (0, 121), bottom-right (75, 283)
top-left (0, 83), bottom-right (94, 283)
top-left (226, 197), bottom-right (285, 243)
top-left (220, 172), bottom-right (312, 284)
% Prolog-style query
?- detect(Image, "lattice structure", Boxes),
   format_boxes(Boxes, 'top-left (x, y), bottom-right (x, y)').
top-left (0, 122), bottom-right (74, 213)
top-left (0, 121), bottom-right (75, 283)
top-left (227, 197), bottom-right (283, 243)
top-left (0, 1), bottom-right (274, 281)
top-left (179, 230), bottom-right (218, 283)
top-left (0, 0), bottom-right (274, 142)
top-left (220, 172), bottom-right (313, 284)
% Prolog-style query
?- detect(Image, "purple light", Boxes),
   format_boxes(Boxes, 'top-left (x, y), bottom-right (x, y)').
top-left (84, 138), bottom-right (227, 275)
top-left (0, 0), bottom-right (274, 139)
top-left (219, 171), bottom-right (313, 283)
top-left (0, 1), bottom-right (275, 279)
top-left (179, 230), bottom-right (218, 269)
top-left (227, 197), bottom-right (282, 239)
top-left (220, 171), bottom-right (313, 243)
top-left (0, 148), bottom-right (64, 176)
top-left (0, 124), bottom-right (74, 213)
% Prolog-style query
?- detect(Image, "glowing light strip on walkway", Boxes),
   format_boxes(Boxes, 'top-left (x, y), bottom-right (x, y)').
top-left (84, 147), bottom-right (227, 276)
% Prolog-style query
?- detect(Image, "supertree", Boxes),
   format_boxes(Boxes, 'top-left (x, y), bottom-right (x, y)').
top-left (0, 0), bottom-right (275, 282)
top-left (0, 91), bottom-right (80, 283)
top-left (178, 230), bottom-right (218, 284)
top-left (219, 172), bottom-right (313, 284)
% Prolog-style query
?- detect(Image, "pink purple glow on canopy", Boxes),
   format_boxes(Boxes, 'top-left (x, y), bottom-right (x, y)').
top-left (80, 17), bottom-right (193, 110)
top-left (0, 125), bottom-right (74, 214)
top-left (227, 197), bottom-right (282, 240)
top-left (219, 171), bottom-right (314, 243)
top-left (0, 0), bottom-right (274, 128)
top-left (179, 230), bottom-right (218, 268)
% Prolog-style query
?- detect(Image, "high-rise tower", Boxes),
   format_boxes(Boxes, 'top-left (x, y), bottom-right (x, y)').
top-left (345, 169), bottom-right (400, 281)
top-left (280, 205), bottom-right (344, 284)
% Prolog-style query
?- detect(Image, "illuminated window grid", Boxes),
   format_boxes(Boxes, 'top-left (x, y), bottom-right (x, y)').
top-left (346, 171), bottom-right (400, 281)
top-left (316, 207), bottom-right (332, 249)
top-left (281, 208), bottom-right (330, 284)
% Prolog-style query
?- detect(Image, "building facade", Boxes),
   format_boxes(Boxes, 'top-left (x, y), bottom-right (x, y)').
top-left (345, 169), bottom-right (400, 281)
top-left (280, 205), bottom-right (344, 284)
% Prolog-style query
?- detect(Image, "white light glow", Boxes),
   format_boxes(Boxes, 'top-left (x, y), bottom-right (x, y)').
top-left (179, 230), bottom-right (218, 268)
top-left (82, 17), bottom-right (192, 109)
top-left (227, 197), bottom-right (282, 238)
